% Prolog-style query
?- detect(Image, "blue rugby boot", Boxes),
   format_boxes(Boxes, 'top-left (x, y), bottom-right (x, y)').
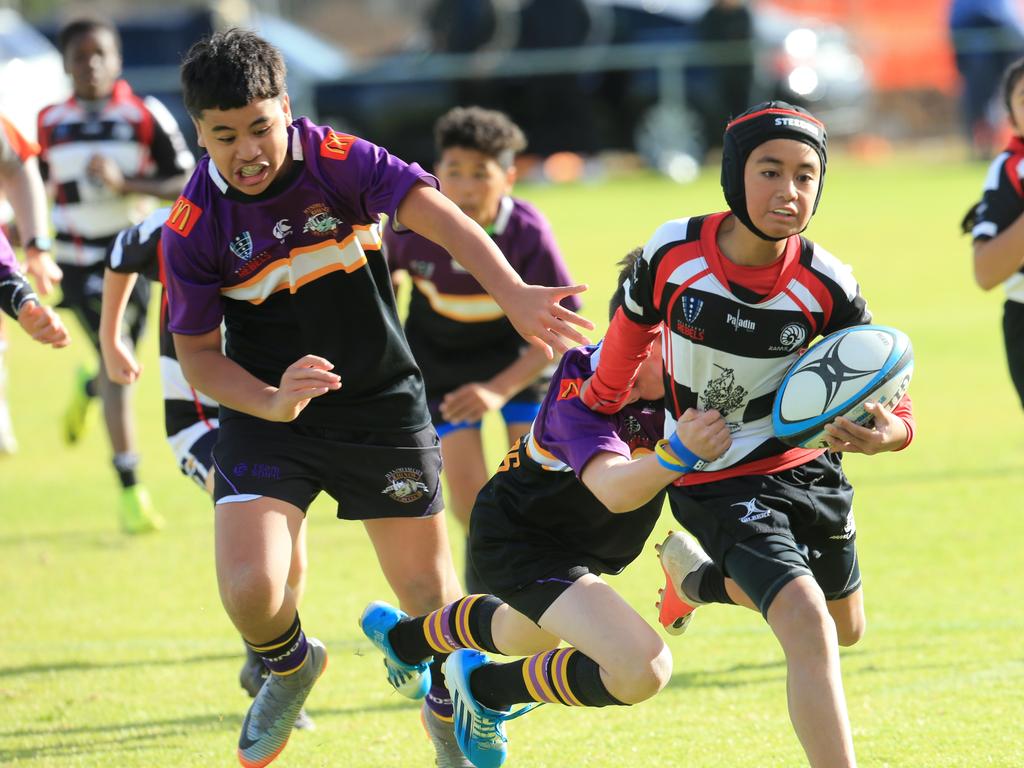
top-left (237, 637), bottom-right (327, 768)
top-left (443, 649), bottom-right (540, 768)
top-left (359, 600), bottom-right (432, 699)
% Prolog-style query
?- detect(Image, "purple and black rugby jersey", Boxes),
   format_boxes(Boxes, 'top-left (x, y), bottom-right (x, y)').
top-left (162, 118), bottom-right (438, 431)
top-left (385, 195), bottom-right (579, 398)
top-left (476, 344), bottom-right (666, 575)
top-left (0, 230), bottom-right (35, 320)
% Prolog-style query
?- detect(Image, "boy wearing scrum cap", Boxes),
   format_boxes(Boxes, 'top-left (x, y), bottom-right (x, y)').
top-left (582, 101), bottom-right (916, 767)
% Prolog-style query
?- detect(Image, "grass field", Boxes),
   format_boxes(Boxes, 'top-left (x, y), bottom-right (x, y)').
top-left (2, 151), bottom-right (1023, 767)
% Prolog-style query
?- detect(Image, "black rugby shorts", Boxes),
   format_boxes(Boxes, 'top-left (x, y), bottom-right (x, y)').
top-left (668, 452), bottom-right (860, 616)
top-left (212, 417), bottom-right (443, 519)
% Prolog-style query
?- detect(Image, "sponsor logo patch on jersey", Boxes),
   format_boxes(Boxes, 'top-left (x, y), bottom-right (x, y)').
top-left (302, 202), bottom-right (342, 235)
top-left (558, 377), bottom-right (584, 400)
top-left (167, 196), bottom-right (202, 237)
top-left (320, 130), bottom-right (356, 161)
top-left (230, 231), bottom-right (253, 262)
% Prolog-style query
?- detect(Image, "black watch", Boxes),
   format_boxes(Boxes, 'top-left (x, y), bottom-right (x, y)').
top-left (25, 236), bottom-right (52, 252)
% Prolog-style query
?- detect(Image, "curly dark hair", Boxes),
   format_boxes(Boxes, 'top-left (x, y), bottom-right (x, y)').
top-left (434, 106), bottom-right (527, 166)
top-left (608, 246), bottom-right (645, 321)
top-left (58, 17), bottom-right (121, 55)
top-left (180, 29), bottom-right (286, 117)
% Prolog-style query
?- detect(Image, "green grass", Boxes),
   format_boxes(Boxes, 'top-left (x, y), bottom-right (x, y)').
top-left (2, 152), bottom-right (1023, 766)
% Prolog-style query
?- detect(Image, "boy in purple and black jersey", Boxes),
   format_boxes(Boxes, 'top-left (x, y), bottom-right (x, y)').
top-left (161, 30), bottom-right (590, 768)
top-left (386, 106), bottom-right (580, 591)
top-left (359, 248), bottom-right (731, 768)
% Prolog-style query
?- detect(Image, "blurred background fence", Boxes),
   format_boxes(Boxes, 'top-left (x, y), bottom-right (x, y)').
top-left (2, 0), bottom-right (1022, 174)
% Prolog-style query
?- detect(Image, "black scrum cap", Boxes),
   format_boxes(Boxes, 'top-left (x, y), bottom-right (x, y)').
top-left (721, 101), bottom-right (828, 241)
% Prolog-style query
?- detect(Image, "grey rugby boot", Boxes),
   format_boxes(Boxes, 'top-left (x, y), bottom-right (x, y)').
top-left (239, 646), bottom-right (316, 730)
top-left (236, 637), bottom-right (327, 767)
top-left (422, 702), bottom-right (473, 768)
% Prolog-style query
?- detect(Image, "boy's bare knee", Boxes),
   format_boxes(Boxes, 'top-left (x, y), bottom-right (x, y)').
top-left (606, 641), bottom-right (672, 704)
top-left (836, 615), bottom-right (866, 647)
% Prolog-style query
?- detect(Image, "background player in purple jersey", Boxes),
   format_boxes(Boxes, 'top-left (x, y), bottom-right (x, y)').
top-left (386, 106), bottom-right (580, 592)
top-left (0, 113), bottom-right (63, 453)
top-left (358, 248), bottom-right (731, 768)
top-left (161, 30), bottom-right (591, 768)
top-left (582, 102), bottom-right (916, 768)
top-left (37, 17), bottom-right (194, 534)
top-left (98, 208), bottom-right (314, 731)
top-left (962, 57), bottom-right (1024, 408)
top-left (0, 227), bottom-right (68, 349)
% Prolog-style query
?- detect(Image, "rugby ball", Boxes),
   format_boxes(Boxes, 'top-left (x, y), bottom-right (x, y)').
top-left (772, 325), bottom-right (913, 448)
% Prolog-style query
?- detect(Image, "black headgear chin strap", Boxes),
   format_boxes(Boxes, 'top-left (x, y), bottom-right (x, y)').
top-left (720, 101), bottom-right (828, 241)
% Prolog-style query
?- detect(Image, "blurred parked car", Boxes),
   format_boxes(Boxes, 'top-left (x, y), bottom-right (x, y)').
top-left (315, 0), bottom-right (868, 169)
top-left (0, 9), bottom-right (69, 140)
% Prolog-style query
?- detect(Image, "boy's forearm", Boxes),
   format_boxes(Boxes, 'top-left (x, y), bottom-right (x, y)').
top-left (582, 308), bottom-right (660, 413)
top-left (5, 157), bottom-right (50, 242)
top-left (174, 339), bottom-right (276, 419)
top-left (99, 270), bottom-right (136, 352)
top-left (974, 218), bottom-right (1024, 290)
top-left (396, 183), bottom-right (522, 304)
top-left (488, 345), bottom-right (551, 400)
top-left (122, 174), bottom-right (189, 201)
top-left (581, 451), bottom-right (682, 513)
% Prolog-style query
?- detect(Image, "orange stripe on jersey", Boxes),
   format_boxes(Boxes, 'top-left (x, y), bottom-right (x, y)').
top-left (0, 115), bottom-right (39, 161)
top-left (167, 196), bottom-right (202, 238)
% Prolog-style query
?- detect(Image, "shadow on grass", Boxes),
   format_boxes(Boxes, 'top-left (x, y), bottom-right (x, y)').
top-left (665, 647), bottom-right (878, 691)
top-left (0, 651), bottom-right (242, 679)
top-left (0, 700), bottom-right (414, 762)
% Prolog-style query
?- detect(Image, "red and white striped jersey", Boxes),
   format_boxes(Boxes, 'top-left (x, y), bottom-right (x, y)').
top-left (37, 79), bottom-right (194, 266)
top-left (622, 211), bottom-right (871, 483)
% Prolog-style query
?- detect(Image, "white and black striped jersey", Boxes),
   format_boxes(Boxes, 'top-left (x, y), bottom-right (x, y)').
top-left (622, 211), bottom-right (871, 482)
top-left (106, 207), bottom-right (218, 437)
top-left (38, 80), bottom-right (194, 266)
top-left (970, 135), bottom-right (1024, 303)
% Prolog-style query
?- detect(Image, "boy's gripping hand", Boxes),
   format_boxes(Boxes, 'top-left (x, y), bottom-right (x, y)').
top-left (503, 282), bottom-right (592, 358)
top-left (675, 408), bottom-right (732, 463)
top-left (104, 339), bottom-right (142, 384)
top-left (266, 355), bottom-right (342, 422)
top-left (823, 400), bottom-right (908, 455)
top-left (17, 301), bottom-right (70, 348)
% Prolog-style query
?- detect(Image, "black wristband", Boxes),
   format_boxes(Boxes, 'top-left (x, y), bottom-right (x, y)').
top-left (0, 273), bottom-right (36, 319)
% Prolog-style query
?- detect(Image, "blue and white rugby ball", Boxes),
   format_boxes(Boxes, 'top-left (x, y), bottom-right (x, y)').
top-left (772, 325), bottom-right (913, 449)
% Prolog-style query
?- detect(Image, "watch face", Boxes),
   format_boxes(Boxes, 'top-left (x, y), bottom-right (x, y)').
top-left (28, 237), bottom-right (52, 251)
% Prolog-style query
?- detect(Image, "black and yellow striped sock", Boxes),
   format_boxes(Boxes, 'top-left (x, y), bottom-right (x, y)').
top-left (389, 594), bottom-right (502, 664)
top-left (471, 648), bottom-right (625, 711)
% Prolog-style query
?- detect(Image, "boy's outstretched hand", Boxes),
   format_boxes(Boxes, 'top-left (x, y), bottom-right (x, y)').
top-left (503, 282), bottom-right (593, 358)
top-left (266, 355), bottom-right (341, 422)
top-left (17, 301), bottom-right (70, 348)
top-left (823, 400), bottom-right (908, 455)
top-left (675, 407), bottom-right (732, 463)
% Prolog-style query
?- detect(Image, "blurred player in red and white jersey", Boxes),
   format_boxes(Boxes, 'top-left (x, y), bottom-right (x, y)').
top-left (36, 16), bottom-right (194, 532)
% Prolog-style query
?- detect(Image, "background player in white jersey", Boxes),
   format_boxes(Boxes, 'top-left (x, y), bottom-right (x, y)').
top-left (37, 17), bottom-right (194, 533)
top-left (359, 248), bottom-right (730, 768)
top-left (386, 106), bottom-right (580, 592)
top-left (962, 57), bottom-right (1024, 408)
top-left (99, 208), bottom-right (313, 730)
top-left (0, 113), bottom-right (63, 453)
top-left (582, 102), bottom-right (916, 768)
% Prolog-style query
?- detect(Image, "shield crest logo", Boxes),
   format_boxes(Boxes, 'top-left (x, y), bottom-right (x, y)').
top-left (230, 231), bottom-right (253, 261)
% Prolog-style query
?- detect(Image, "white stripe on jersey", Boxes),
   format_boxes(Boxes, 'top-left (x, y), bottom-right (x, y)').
top-left (642, 218), bottom-right (691, 264)
top-left (160, 355), bottom-right (218, 406)
top-left (525, 431), bottom-right (572, 472)
top-left (143, 96), bottom-right (196, 174)
top-left (221, 235), bottom-right (369, 303)
top-left (983, 151), bottom-right (1012, 191)
top-left (809, 243), bottom-right (859, 301)
top-left (973, 220), bottom-right (999, 239)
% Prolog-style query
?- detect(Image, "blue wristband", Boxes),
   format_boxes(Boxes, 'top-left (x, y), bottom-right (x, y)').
top-left (668, 431), bottom-right (708, 471)
top-left (654, 441), bottom-right (688, 473)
